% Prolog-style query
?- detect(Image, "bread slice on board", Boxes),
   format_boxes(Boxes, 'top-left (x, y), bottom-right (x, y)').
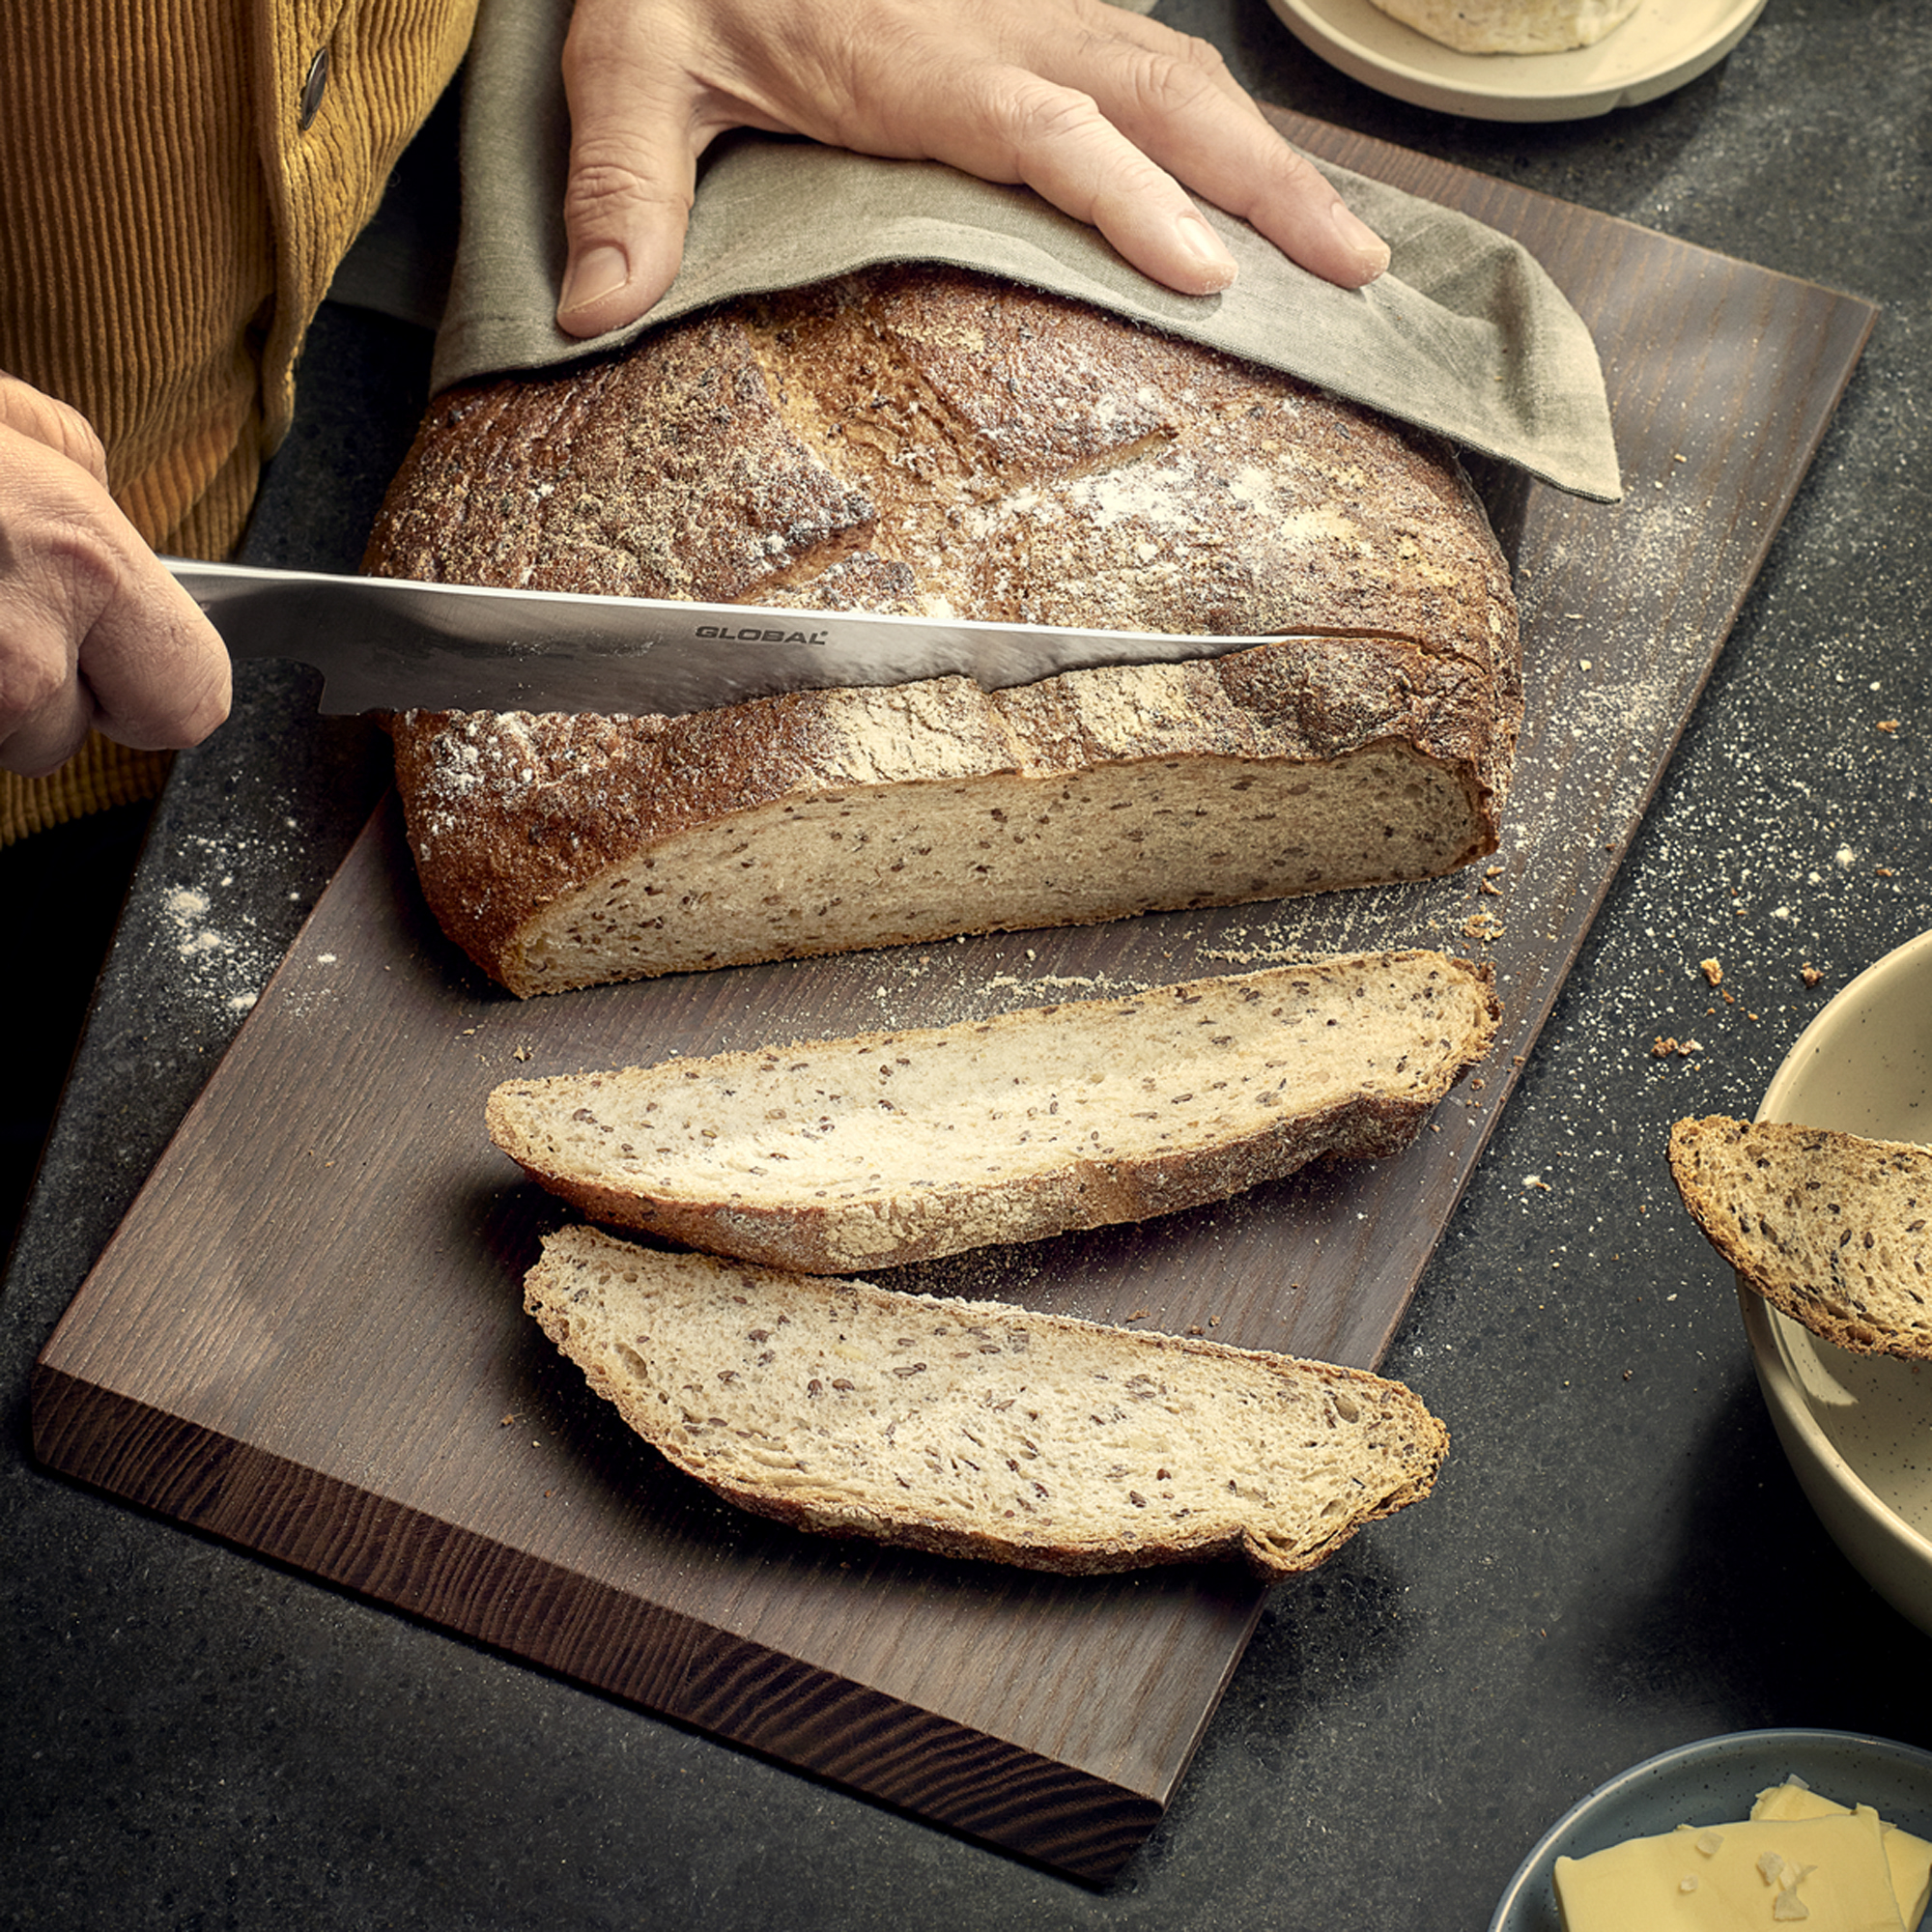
top-left (367, 263), bottom-right (1520, 998)
top-left (488, 951), bottom-right (1499, 1274)
top-left (522, 1224), bottom-right (1450, 1579)
top-left (1667, 1116), bottom-right (1932, 1359)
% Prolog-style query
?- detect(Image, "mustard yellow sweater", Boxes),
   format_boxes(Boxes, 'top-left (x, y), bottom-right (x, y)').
top-left (1, 0), bottom-right (476, 842)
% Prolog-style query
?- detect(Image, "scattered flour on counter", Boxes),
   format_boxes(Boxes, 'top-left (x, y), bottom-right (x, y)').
top-left (155, 834), bottom-right (299, 1020)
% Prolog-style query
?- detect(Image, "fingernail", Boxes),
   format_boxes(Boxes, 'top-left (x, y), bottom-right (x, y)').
top-left (1333, 202), bottom-right (1391, 277)
top-left (1176, 212), bottom-right (1238, 292)
top-left (559, 243), bottom-right (631, 318)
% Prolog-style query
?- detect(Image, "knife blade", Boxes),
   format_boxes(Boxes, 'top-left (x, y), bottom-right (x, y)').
top-left (167, 557), bottom-right (1311, 718)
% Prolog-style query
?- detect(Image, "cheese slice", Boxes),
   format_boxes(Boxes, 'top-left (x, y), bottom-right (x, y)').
top-left (1553, 1807), bottom-right (1907, 1929)
top-left (1752, 1783), bottom-right (1932, 1927)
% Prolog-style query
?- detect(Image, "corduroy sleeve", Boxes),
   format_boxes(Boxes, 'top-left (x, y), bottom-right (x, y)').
top-left (0, 0), bottom-right (476, 839)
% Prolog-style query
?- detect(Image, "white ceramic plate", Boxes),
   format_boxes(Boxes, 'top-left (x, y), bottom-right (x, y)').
top-left (1740, 927), bottom-right (1932, 1638)
top-left (1266, 0), bottom-right (1768, 121)
top-left (1490, 1729), bottom-right (1932, 1931)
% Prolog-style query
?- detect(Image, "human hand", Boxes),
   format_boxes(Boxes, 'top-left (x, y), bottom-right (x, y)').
top-left (0, 374), bottom-right (231, 778)
top-left (554, 0), bottom-right (1389, 339)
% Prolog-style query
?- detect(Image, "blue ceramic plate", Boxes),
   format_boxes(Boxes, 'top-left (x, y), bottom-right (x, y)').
top-left (1490, 1730), bottom-right (1932, 1931)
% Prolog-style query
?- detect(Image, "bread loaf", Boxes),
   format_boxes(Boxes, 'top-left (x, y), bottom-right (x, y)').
top-left (522, 1223), bottom-right (1450, 1578)
top-left (366, 264), bottom-right (1520, 997)
top-left (487, 952), bottom-right (1498, 1273)
top-left (1667, 1116), bottom-right (1932, 1359)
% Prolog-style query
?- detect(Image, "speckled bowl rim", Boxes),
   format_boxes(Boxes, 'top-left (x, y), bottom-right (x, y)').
top-left (1741, 927), bottom-right (1932, 1634)
top-left (1488, 1727), bottom-right (1932, 1931)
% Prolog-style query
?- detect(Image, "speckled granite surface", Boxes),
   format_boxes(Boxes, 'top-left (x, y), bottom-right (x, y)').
top-left (5, 4), bottom-right (1928, 1923)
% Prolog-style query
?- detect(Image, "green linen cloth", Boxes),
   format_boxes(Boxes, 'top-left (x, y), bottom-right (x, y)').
top-left (432, 0), bottom-right (1621, 501)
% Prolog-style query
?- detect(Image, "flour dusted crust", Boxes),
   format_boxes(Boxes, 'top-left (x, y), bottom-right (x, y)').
top-left (1365, 0), bottom-right (1643, 53)
top-left (366, 265), bottom-right (1520, 996)
top-left (523, 1225), bottom-right (1451, 1578)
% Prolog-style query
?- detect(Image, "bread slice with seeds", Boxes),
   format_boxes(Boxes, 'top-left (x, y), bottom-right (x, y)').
top-left (522, 1223), bottom-right (1449, 1579)
top-left (1667, 1116), bottom-right (1932, 1358)
top-left (487, 950), bottom-right (1498, 1274)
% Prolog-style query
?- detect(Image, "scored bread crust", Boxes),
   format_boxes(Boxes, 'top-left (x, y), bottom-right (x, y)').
top-left (1668, 1116), bottom-right (1932, 1359)
top-left (487, 952), bottom-right (1499, 1273)
top-left (365, 264), bottom-right (1520, 998)
top-left (523, 1224), bottom-right (1451, 1579)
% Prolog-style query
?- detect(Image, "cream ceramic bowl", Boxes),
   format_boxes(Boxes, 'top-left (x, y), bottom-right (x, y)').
top-left (1740, 928), bottom-right (1932, 1638)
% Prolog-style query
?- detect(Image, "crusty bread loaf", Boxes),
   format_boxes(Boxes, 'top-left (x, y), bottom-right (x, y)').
top-left (1667, 1116), bottom-right (1932, 1359)
top-left (522, 1223), bottom-right (1450, 1578)
top-left (365, 264), bottom-right (1520, 998)
top-left (487, 951), bottom-right (1498, 1273)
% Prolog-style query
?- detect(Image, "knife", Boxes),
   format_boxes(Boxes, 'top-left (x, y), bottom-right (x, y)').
top-left (167, 557), bottom-right (1313, 718)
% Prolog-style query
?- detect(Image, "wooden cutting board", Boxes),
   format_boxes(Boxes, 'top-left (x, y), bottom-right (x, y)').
top-left (32, 113), bottom-right (1875, 1883)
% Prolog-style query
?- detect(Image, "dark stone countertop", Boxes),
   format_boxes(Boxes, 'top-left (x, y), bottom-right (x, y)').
top-left (5, 3), bottom-right (1928, 1924)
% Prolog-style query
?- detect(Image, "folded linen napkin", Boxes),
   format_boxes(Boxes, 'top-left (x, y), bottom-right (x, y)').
top-left (431, 0), bottom-right (1621, 502)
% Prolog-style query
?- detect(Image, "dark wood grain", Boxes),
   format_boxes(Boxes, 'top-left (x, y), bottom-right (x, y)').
top-left (30, 111), bottom-right (1876, 1882)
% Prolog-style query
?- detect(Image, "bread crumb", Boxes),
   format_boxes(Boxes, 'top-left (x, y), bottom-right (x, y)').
top-left (1699, 957), bottom-right (1723, 985)
top-left (1651, 1037), bottom-right (1702, 1059)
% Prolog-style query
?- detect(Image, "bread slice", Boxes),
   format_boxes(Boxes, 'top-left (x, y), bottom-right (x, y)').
top-left (368, 263), bottom-right (1519, 998)
top-left (487, 951), bottom-right (1498, 1274)
top-left (1667, 1116), bottom-right (1932, 1359)
top-left (523, 1224), bottom-right (1450, 1578)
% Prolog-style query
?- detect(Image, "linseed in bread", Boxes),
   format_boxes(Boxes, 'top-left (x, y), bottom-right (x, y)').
top-left (1668, 1116), bottom-right (1932, 1359)
top-left (522, 1223), bottom-right (1451, 1579)
top-left (487, 951), bottom-right (1499, 1273)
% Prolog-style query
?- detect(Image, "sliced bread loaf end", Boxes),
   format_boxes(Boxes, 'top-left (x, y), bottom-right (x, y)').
top-left (488, 951), bottom-right (1499, 1274)
top-left (1667, 1115), bottom-right (1932, 1359)
top-left (523, 1225), bottom-right (1449, 1579)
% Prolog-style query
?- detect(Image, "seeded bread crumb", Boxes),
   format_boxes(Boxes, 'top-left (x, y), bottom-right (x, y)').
top-left (488, 951), bottom-right (1499, 1272)
top-left (1667, 1116), bottom-right (1932, 1359)
top-left (523, 1224), bottom-right (1450, 1578)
